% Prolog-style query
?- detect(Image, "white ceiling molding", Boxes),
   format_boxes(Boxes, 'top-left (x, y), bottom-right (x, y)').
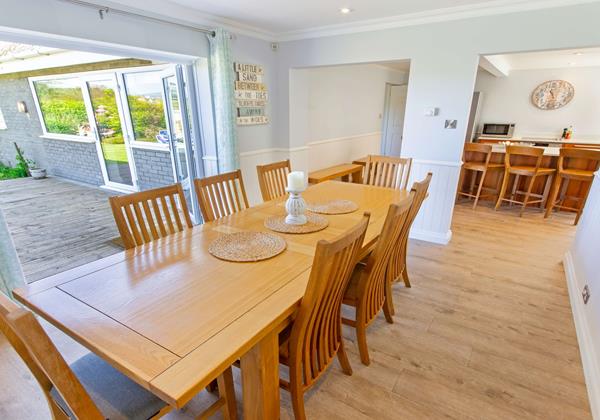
top-left (275, 0), bottom-right (600, 41)
top-left (101, 0), bottom-right (598, 43)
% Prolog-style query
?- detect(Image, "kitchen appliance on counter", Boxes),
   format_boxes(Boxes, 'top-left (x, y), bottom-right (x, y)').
top-left (480, 123), bottom-right (516, 139)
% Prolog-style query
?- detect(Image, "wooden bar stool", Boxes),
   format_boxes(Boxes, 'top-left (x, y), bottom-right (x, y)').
top-left (495, 145), bottom-right (556, 216)
top-left (456, 143), bottom-right (504, 209)
top-left (544, 148), bottom-right (600, 225)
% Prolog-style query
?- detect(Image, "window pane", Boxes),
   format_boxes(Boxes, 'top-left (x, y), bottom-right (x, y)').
top-left (33, 78), bottom-right (90, 136)
top-left (124, 72), bottom-right (167, 143)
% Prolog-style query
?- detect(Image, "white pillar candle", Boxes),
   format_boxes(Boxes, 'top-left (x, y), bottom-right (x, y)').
top-left (287, 171), bottom-right (305, 191)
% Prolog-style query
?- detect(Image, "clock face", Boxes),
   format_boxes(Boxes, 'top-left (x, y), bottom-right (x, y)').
top-left (532, 80), bottom-right (574, 110)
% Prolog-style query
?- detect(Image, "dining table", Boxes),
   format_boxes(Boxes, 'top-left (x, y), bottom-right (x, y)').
top-left (13, 180), bottom-right (411, 419)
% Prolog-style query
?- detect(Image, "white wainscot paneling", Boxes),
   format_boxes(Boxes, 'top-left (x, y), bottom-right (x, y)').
top-left (407, 159), bottom-right (461, 245)
top-left (304, 132), bottom-right (381, 171)
top-left (239, 148), bottom-right (290, 205)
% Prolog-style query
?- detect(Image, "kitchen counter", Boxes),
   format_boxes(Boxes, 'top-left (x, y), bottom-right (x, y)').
top-left (478, 136), bottom-right (600, 146)
top-left (490, 144), bottom-right (560, 156)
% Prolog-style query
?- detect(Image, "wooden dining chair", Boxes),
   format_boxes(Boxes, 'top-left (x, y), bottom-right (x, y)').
top-left (387, 172), bottom-right (433, 292)
top-left (256, 159), bottom-right (291, 201)
top-left (109, 183), bottom-right (193, 249)
top-left (0, 292), bottom-right (237, 420)
top-left (342, 199), bottom-right (413, 365)
top-left (279, 213), bottom-right (370, 420)
top-left (194, 170), bottom-right (250, 222)
top-left (363, 155), bottom-right (413, 190)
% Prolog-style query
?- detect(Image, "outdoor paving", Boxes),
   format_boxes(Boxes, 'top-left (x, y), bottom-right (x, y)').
top-left (0, 176), bottom-right (123, 283)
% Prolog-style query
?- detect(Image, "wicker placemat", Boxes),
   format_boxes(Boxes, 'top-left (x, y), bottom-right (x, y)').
top-left (264, 213), bottom-right (329, 234)
top-left (208, 232), bottom-right (286, 262)
top-left (306, 199), bottom-right (359, 215)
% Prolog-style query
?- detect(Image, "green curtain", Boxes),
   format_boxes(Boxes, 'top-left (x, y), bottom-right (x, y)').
top-left (208, 28), bottom-right (239, 173)
top-left (0, 209), bottom-right (25, 299)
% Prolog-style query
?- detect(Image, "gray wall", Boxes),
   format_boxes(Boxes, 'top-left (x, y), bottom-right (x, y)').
top-left (0, 78), bottom-right (48, 168)
top-left (132, 148), bottom-right (174, 190)
top-left (44, 139), bottom-right (104, 186)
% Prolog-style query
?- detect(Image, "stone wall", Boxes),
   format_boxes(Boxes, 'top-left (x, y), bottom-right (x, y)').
top-left (132, 147), bottom-right (174, 190)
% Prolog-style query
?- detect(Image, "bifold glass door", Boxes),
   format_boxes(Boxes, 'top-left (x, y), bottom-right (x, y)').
top-left (161, 66), bottom-right (201, 223)
top-left (82, 75), bottom-right (137, 191)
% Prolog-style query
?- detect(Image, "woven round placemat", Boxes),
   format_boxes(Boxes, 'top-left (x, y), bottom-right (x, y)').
top-left (208, 232), bottom-right (286, 262)
top-left (306, 199), bottom-right (359, 215)
top-left (264, 213), bottom-right (329, 234)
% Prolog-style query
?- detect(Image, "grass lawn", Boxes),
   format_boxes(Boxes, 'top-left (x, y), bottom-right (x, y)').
top-left (101, 142), bottom-right (128, 163)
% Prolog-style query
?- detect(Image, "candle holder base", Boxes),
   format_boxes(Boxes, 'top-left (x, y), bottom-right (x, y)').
top-left (285, 188), bottom-right (307, 225)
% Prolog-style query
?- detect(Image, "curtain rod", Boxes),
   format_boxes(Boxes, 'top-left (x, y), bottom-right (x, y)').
top-left (58, 0), bottom-right (216, 37)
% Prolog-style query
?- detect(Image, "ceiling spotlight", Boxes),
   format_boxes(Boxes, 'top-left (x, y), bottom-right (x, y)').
top-left (573, 52), bottom-right (584, 56)
top-left (340, 7), bottom-right (353, 14)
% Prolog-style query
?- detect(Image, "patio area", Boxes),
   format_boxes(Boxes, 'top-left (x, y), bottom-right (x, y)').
top-left (0, 176), bottom-right (123, 282)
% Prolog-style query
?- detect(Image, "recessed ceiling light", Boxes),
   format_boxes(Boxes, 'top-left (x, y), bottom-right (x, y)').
top-left (340, 7), bottom-right (353, 14)
top-left (573, 52), bottom-right (584, 56)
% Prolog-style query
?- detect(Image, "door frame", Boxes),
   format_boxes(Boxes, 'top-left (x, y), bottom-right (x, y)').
top-left (381, 82), bottom-right (408, 156)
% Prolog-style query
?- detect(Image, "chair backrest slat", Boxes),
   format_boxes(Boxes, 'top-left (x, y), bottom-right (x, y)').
top-left (256, 160), bottom-right (292, 202)
top-left (464, 143), bottom-right (493, 165)
top-left (288, 213), bottom-right (370, 389)
top-left (387, 173), bottom-right (433, 283)
top-left (357, 198), bottom-right (413, 325)
top-left (559, 148), bottom-right (600, 172)
top-left (0, 292), bottom-right (103, 419)
top-left (194, 170), bottom-right (250, 222)
top-left (109, 183), bottom-right (193, 249)
top-left (364, 155), bottom-right (412, 190)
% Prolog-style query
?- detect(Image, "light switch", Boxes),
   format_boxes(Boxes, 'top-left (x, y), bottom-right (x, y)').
top-left (424, 107), bottom-right (439, 117)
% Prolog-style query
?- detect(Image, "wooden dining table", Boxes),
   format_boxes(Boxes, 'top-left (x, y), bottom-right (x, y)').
top-left (14, 181), bottom-right (410, 419)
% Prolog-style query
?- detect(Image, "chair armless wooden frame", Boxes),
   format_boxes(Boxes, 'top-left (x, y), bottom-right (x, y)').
top-left (363, 155), bottom-right (412, 190)
top-left (256, 159), bottom-right (292, 202)
top-left (194, 170), bottom-right (250, 222)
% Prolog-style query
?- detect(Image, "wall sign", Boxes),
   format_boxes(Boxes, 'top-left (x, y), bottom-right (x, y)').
top-left (234, 62), bottom-right (269, 125)
top-left (532, 80), bottom-right (575, 110)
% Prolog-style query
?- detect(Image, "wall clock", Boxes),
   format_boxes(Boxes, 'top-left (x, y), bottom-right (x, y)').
top-left (531, 80), bottom-right (574, 110)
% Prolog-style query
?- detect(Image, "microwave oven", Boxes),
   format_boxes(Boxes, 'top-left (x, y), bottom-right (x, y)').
top-left (481, 123), bottom-right (516, 139)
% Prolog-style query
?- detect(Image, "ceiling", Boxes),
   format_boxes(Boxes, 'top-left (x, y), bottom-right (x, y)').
top-left (489, 47), bottom-right (600, 71)
top-left (107, 0), bottom-right (592, 39)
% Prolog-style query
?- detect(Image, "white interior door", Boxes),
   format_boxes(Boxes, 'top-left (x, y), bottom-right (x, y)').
top-left (381, 84), bottom-right (408, 156)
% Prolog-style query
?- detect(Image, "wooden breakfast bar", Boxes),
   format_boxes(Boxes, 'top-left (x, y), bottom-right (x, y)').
top-left (459, 143), bottom-right (600, 212)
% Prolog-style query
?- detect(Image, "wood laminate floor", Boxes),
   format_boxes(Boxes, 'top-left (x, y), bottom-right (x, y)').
top-left (0, 200), bottom-right (590, 419)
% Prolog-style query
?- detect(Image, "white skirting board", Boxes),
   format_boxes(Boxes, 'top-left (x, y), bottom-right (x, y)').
top-left (563, 251), bottom-right (600, 419)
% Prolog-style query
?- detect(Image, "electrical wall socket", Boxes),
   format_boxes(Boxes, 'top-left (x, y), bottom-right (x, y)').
top-left (583, 285), bottom-right (591, 304)
top-left (445, 119), bottom-right (458, 129)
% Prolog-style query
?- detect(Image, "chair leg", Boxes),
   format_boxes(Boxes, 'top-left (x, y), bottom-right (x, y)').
top-left (383, 279), bottom-right (394, 324)
top-left (495, 170), bottom-right (510, 210)
top-left (337, 339), bottom-right (353, 376)
top-left (544, 175), bottom-right (562, 219)
top-left (472, 169), bottom-right (487, 210)
top-left (520, 175), bottom-right (536, 217)
top-left (575, 180), bottom-right (593, 225)
top-left (290, 377), bottom-right (306, 420)
top-left (216, 368), bottom-right (237, 420)
top-left (401, 241), bottom-right (411, 288)
top-left (455, 167), bottom-right (466, 203)
top-left (510, 174), bottom-right (520, 207)
top-left (355, 321), bottom-right (370, 366)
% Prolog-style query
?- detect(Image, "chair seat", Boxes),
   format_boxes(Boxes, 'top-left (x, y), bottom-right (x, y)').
top-left (560, 168), bottom-right (596, 180)
top-left (51, 353), bottom-right (167, 420)
top-left (463, 162), bottom-right (504, 171)
top-left (509, 166), bottom-right (555, 175)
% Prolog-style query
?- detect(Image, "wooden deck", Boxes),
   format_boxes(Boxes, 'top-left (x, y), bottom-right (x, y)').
top-left (0, 177), bottom-right (123, 283)
top-left (0, 198), bottom-right (590, 419)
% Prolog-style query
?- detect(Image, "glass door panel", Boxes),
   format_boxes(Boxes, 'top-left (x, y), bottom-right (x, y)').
top-left (161, 66), bottom-right (200, 222)
top-left (86, 78), bottom-right (134, 188)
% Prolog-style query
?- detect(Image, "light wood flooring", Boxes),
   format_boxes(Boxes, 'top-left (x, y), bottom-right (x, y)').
top-left (0, 177), bottom-right (122, 282)
top-left (0, 200), bottom-right (590, 419)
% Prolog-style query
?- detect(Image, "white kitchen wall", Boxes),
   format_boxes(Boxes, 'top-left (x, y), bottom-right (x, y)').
top-left (565, 172), bottom-right (600, 419)
top-left (475, 66), bottom-right (600, 140)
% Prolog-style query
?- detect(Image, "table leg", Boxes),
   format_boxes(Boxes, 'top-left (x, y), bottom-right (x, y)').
top-left (240, 330), bottom-right (280, 420)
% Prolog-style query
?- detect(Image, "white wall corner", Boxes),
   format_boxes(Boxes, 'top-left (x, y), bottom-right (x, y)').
top-left (563, 250), bottom-right (600, 419)
top-left (409, 228), bottom-right (452, 245)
